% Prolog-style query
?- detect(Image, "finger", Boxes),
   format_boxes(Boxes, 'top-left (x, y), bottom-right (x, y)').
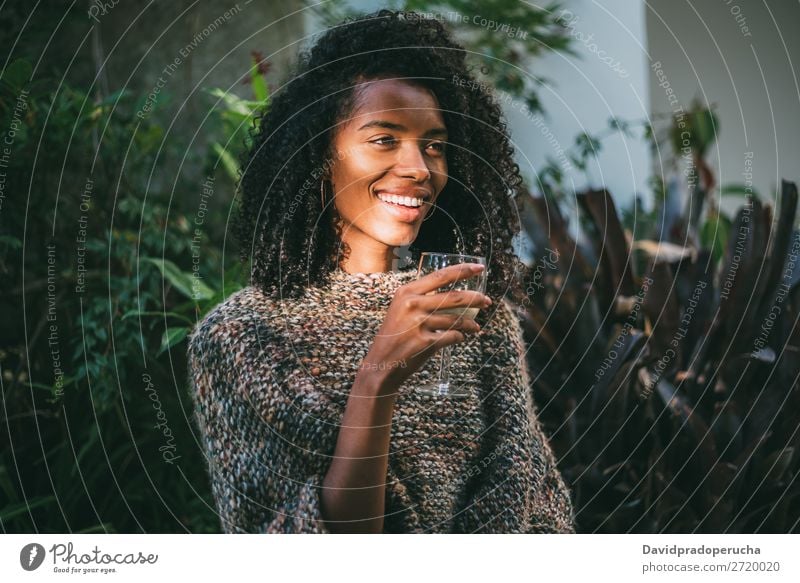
top-left (408, 262), bottom-right (485, 295)
top-left (415, 289), bottom-right (490, 313)
top-left (420, 313), bottom-right (481, 333)
top-left (425, 329), bottom-right (468, 350)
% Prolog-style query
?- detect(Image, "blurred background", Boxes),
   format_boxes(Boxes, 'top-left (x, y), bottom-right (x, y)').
top-left (1, 0), bottom-right (798, 533)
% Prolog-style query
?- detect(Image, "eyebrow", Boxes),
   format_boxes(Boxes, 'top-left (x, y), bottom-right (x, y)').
top-left (356, 119), bottom-right (448, 138)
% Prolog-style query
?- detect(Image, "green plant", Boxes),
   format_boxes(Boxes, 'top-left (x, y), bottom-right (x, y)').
top-left (517, 182), bottom-right (800, 533)
top-left (0, 53), bottom-right (267, 532)
top-left (206, 51), bottom-right (270, 183)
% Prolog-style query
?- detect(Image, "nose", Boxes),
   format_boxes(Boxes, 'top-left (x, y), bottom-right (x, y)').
top-left (393, 139), bottom-right (432, 182)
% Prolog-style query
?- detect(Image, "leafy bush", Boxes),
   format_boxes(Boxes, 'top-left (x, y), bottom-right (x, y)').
top-left (518, 183), bottom-right (800, 532)
top-left (0, 55), bottom-right (262, 532)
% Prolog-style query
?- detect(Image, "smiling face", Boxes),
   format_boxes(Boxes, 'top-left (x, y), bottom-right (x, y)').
top-left (326, 78), bottom-right (449, 272)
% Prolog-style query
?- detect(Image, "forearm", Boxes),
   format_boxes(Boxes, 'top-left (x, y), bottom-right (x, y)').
top-left (320, 370), bottom-right (398, 533)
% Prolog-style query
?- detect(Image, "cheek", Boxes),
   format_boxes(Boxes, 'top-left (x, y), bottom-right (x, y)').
top-left (337, 147), bottom-right (385, 188)
top-left (330, 150), bottom-right (383, 220)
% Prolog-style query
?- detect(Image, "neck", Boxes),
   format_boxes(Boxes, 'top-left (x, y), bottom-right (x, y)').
top-left (339, 231), bottom-right (397, 274)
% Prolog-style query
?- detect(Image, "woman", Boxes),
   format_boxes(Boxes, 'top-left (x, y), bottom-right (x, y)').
top-left (187, 8), bottom-right (576, 534)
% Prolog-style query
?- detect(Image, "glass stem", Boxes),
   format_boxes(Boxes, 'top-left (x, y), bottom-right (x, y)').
top-left (437, 345), bottom-right (454, 395)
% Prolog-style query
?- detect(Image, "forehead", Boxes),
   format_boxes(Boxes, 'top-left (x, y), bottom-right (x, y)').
top-left (345, 78), bottom-right (444, 126)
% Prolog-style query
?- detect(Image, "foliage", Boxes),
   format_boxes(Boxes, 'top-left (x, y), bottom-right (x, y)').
top-left (517, 91), bottom-right (799, 531)
top-left (516, 183), bottom-right (800, 532)
top-left (0, 54), bottom-right (265, 532)
top-left (205, 52), bottom-right (269, 183)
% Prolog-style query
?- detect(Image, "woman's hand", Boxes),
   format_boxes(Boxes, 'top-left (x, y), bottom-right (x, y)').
top-left (359, 263), bottom-right (492, 395)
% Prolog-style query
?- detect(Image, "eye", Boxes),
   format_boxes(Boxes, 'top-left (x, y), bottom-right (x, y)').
top-left (370, 136), bottom-right (397, 147)
top-left (427, 141), bottom-right (446, 155)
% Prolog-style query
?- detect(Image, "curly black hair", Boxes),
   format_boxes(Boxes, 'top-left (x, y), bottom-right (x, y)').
top-left (236, 8), bottom-right (530, 304)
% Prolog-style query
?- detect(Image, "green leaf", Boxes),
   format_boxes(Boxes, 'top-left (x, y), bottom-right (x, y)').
top-left (0, 58), bottom-right (33, 91)
top-left (669, 101), bottom-right (719, 158)
top-left (250, 56), bottom-right (269, 104)
top-left (212, 142), bottom-right (241, 182)
top-left (218, 109), bottom-right (251, 127)
top-left (0, 234), bottom-right (23, 249)
top-left (206, 88), bottom-right (260, 116)
top-left (576, 132), bottom-right (602, 157)
top-left (721, 183), bottom-right (760, 200)
top-left (142, 257), bottom-right (214, 301)
top-left (690, 106), bottom-right (719, 156)
top-left (700, 211), bottom-right (732, 264)
top-left (609, 116), bottom-right (631, 135)
top-left (0, 495), bottom-right (55, 521)
top-left (158, 327), bottom-right (189, 355)
top-left (97, 88), bottom-right (130, 107)
top-left (121, 309), bottom-right (194, 325)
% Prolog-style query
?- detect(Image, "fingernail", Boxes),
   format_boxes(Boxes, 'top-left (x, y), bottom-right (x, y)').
top-left (471, 264), bottom-right (485, 271)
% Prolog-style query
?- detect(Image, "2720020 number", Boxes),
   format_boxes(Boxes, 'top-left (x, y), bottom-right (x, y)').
top-left (729, 561), bottom-right (780, 572)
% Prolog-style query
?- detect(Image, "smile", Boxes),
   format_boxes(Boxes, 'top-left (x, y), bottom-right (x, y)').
top-left (375, 191), bottom-right (429, 222)
top-left (376, 192), bottom-right (424, 207)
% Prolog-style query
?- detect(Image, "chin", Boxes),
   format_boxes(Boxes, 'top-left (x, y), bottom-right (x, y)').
top-left (373, 224), bottom-right (420, 247)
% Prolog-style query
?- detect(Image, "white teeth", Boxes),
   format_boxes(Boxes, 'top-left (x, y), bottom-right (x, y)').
top-left (378, 193), bottom-right (423, 207)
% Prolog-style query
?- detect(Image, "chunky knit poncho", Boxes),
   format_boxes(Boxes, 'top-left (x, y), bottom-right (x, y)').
top-left (186, 266), bottom-right (576, 533)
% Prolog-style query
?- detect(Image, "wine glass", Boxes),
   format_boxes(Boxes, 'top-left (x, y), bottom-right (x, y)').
top-left (416, 252), bottom-right (487, 397)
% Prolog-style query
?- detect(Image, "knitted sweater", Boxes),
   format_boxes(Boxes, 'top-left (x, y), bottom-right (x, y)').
top-left (186, 266), bottom-right (576, 533)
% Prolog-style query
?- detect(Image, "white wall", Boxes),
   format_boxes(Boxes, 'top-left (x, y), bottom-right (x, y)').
top-left (646, 0), bottom-right (800, 216)
top-left (503, 0), bottom-right (652, 212)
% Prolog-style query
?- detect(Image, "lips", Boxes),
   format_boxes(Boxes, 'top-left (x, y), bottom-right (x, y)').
top-left (374, 188), bottom-right (432, 223)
